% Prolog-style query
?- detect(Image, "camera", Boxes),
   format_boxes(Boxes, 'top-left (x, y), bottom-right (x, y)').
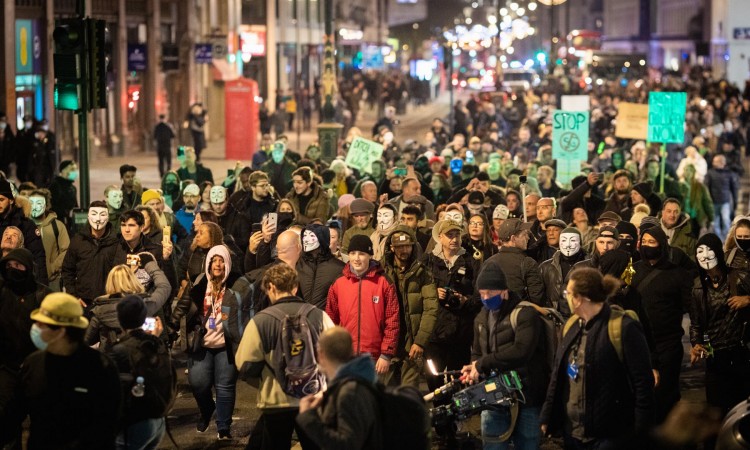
top-left (519, 175), bottom-right (527, 184)
top-left (428, 371), bottom-right (524, 428)
top-left (441, 267), bottom-right (468, 311)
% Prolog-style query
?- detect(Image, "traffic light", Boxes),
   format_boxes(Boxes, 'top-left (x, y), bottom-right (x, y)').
top-left (53, 18), bottom-right (85, 111)
top-left (87, 19), bottom-right (109, 109)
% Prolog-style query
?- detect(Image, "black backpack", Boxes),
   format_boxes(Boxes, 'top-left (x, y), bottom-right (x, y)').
top-left (259, 303), bottom-right (326, 398)
top-left (331, 378), bottom-right (431, 450)
top-left (115, 333), bottom-right (177, 421)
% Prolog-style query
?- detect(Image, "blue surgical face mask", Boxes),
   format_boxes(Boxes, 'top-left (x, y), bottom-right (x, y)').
top-left (481, 294), bottom-right (503, 311)
top-left (67, 170), bottom-right (79, 181)
top-left (272, 148), bottom-right (284, 164)
top-left (30, 324), bottom-right (48, 351)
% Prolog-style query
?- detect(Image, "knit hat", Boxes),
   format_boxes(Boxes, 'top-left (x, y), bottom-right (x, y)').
top-left (338, 194), bottom-right (355, 210)
top-left (640, 215), bottom-right (660, 231)
top-left (348, 234), bottom-right (373, 255)
top-left (476, 263), bottom-right (508, 291)
top-left (116, 295), bottom-right (147, 330)
top-left (630, 203), bottom-right (651, 228)
top-left (632, 181), bottom-right (653, 199)
top-left (0, 179), bottom-right (14, 200)
top-left (141, 189), bottom-right (161, 205)
top-left (350, 198), bottom-right (375, 215)
top-left (616, 221), bottom-right (638, 239)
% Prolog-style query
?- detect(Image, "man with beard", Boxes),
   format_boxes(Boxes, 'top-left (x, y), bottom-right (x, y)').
top-left (0, 248), bottom-right (51, 447)
top-left (604, 170), bottom-right (633, 221)
top-left (388, 177), bottom-right (435, 221)
top-left (341, 199), bottom-right (375, 256)
top-left (540, 227), bottom-right (587, 318)
top-left (61, 201), bottom-right (118, 307)
top-left (297, 224), bottom-right (345, 309)
top-left (632, 227), bottom-right (691, 424)
top-left (261, 140), bottom-right (297, 197)
top-left (0, 180), bottom-right (47, 285)
top-left (175, 184), bottom-right (200, 232)
top-left (227, 172), bottom-right (278, 257)
top-left (104, 185), bottom-right (125, 229)
top-left (381, 226), bottom-right (437, 387)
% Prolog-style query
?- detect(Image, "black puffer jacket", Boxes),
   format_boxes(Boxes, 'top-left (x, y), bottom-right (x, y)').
top-left (0, 206), bottom-right (48, 285)
top-left (472, 294), bottom-right (548, 406)
top-left (541, 304), bottom-right (654, 438)
top-left (482, 247), bottom-right (545, 305)
top-left (297, 224), bottom-right (344, 309)
top-left (61, 223), bottom-right (118, 303)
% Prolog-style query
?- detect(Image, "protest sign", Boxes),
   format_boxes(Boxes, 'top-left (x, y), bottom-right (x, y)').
top-left (344, 137), bottom-right (384, 173)
top-left (647, 92), bottom-right (687, 143)
top-left (552, 110), bottom-right (590, 185)
top-left (615, 102), bottom-right (649, 140)
top-left (561, 95), bottom-right (590, 111)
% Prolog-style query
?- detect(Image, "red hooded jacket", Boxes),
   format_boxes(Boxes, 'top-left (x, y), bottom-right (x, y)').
top-left (325, 261), bottom-right (399, 359)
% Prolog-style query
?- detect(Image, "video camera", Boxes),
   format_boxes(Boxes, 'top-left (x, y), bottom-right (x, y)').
top-left (426, 370), bottom-right (524, 428)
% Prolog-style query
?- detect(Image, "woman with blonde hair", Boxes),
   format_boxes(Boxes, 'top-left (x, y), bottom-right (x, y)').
top-left (84, 257), bottom-right (171, 350)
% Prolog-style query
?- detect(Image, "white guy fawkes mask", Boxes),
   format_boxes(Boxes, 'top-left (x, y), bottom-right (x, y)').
top-left (559, 233), bottom-right (582, 257)
top-left (88, 207), bottom-right (109, 231)
top-left (444, 211), bottom-right (463, 226)
top-left (29, 196), bottom-right (46, 219)
top-left (107, 189), bottom-right (123, 209)
top-left (210, 186), bottom-right (227, 204)
top-left (302, 230), bottom-right (320, 252)
top-left (696, 244), bottom-right (718, 270)
top-left (377, 209), bottom-right (395, 231)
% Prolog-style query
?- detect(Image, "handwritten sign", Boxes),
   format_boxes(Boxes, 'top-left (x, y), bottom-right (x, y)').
top-left (344, 137), bottom-right (384, 173)
top-left (647, 92), bottom-right (687, 144)
top-left (552, 110), bottom-right (589, 185)
top-left (615, 102), bottom-right (649, 140)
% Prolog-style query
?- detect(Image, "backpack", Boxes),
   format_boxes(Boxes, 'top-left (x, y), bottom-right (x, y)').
top-left (220, 286), bottom-right (254, 345)
top-left (260, 303), bottom-right (326, 398)
top-left (331, 379), bottom-right (431, 450)
top-left (562, 304), bottom-right (640, 363)
top-left (510, 301), bottom-right (564, 373)
top-left (116, 333), bottom-right (177, 420)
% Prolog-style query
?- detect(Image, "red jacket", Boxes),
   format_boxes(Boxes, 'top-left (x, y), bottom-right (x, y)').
top-left (326, 261), bottom-right (399, 359)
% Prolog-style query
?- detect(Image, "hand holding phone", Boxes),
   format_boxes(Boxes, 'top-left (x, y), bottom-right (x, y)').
top-left (142, 317), bottom-right (157, 331)
top-left (265, 213), bottom-right (278, 231)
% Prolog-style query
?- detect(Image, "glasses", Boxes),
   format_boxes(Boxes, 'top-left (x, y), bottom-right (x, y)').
top-left (255, 183), bottom-right (270, 189)
top-left (468, 221), bottom-right (484, 227)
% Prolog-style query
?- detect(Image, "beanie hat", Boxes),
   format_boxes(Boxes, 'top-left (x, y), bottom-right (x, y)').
top-left (337, 194), bottom-right (355, 210)
top-left (116, 295), bottom-right (147, 330)
top-left (616, 221), bottom-right (638, 239)
top-left (560, 227), bottom-right (582, 238)
top-left (476, 262), bottom-right (508, 291)
top-left (632, 181), bottom-right (653, 199)
top-left (0, 179), bottom-right (14, 200)
top-left (640, 215), bottom-right (660, 231)
top-left (348, 234), bottom-right (373, 255)
top-left (630, 203), bottom-right (651, 228)
top-left (141, 189), bottom-right (161, 205)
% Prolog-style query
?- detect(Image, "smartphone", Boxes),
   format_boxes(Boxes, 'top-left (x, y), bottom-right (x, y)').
top-left (394, 168), bottom-right (407, 176)
top-left (466, 150), bottom-right (475, 164)
top-left (177, 146), bottom-right (185, 158)
top-left (264, 212), bottom-right (278, 230)
top-left (227, 169), bottom-right (234, 177)
top-left (142, 317), bottom-right (157, 332)
top-left (162, 226), bottom-right (171, 245)
top-left (252, 223), bottom-right (262, 233)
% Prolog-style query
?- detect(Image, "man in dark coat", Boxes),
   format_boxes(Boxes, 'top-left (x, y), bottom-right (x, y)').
top-left (297, 224), bottom-right (344, 309)
top-left (632, 227), bottom-right (691, 424)
top-left (48, 160), bottom-right (79, 229)
top-left (560, 173), bottom-right (606, 225)
top-left (0, 180), bottom-right (48, 285)
top-left (153, 114), bottom-right (175, 177)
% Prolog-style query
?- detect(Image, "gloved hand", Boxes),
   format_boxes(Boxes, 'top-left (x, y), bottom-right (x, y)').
top-left (137, 252), bottom-right (157, 268)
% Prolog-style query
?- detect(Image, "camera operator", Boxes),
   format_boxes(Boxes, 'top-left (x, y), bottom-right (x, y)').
top-left (461, 260), bottom-right (547, 450)
top-left (421, 220), bottom-right (480, 431)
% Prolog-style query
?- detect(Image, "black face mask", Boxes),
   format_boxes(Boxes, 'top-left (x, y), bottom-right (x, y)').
top-left (620, 237), bottom-right (636, 254)
top-left (640, 245), bottom-right (662, 261)
top-left (736, 237), bottom-right (750, 253)
top-left (5, 268), bottom-right (29, 284)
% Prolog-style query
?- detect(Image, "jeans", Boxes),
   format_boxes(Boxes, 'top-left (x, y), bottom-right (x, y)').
top-left (245, 409), bottom-right (318, 450)
top-left (714, 202), bottom-right (732, 241)
top-left (480, 405), bottom-right (540, 450)
top-left (188, 347), bottom-right (238, 432)
top-left (116, 418), bottom-right (165, 450)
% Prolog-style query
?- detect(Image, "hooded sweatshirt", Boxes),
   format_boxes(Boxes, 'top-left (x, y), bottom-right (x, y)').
top-left (202, 244), bottom-right (232, 348)
top-left (34, 212), bottom-right (69, 281)
top-left (298, 224), bottom-right (345, 309)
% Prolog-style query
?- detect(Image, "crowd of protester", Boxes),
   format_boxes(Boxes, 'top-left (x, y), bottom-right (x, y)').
top-left (0, 69), bottom-right (750, 450)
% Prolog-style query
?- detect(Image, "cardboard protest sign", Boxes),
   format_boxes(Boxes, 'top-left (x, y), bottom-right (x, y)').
top-left (344, 137), bottom-right (384, 173)
top-left (647, 92), bottom-right (687, 143)
top-left (552, 110), bottom-right (590, 185)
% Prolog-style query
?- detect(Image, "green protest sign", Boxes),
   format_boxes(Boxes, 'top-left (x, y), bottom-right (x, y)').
top-left (344, 137), bottom-right (384, 173)
top-left (647, 92), bottom-right (687, 144)
top-left (552, 110), bottom-right (589, 185)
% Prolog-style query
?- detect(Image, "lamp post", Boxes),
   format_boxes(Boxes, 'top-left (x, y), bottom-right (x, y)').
top-left (538, 0), bottom-right (567, 74)
top-left (316, 0), bottom-right (343, 162)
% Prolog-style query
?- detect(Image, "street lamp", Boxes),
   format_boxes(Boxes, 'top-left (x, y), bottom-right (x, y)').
top-left (537, 0), bottom-right (567, 73)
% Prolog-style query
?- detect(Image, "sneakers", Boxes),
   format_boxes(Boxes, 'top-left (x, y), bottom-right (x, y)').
top-left (217, 430), bottom-right (232, 440)
top-left (196, 416), bottom-right (210, 433)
